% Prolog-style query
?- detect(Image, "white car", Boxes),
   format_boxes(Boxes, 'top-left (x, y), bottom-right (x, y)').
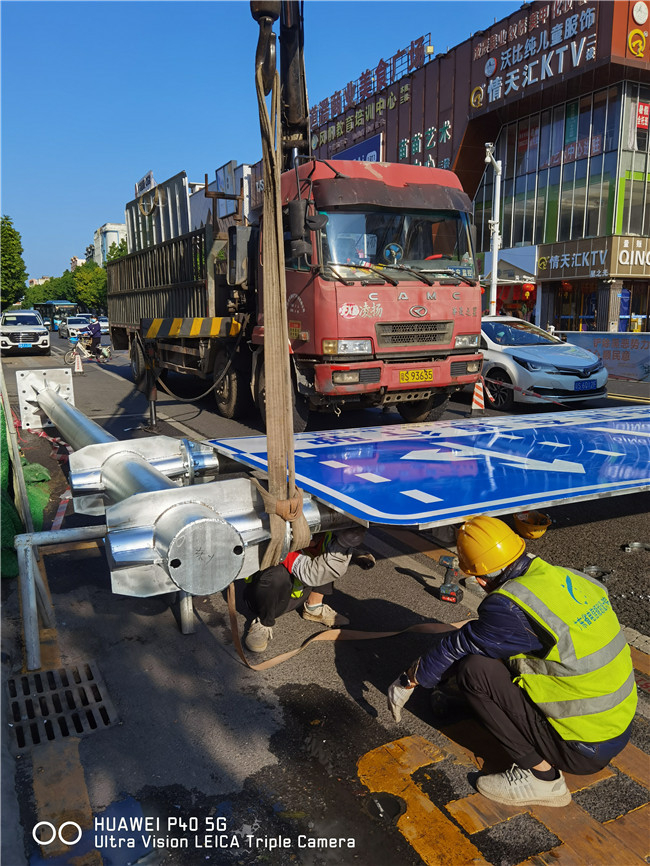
top-left (59, 316), bottom-right (92, 340)
top-left (0, 310), bottom-right (50, 355)
top-left (479, 316), bottom-right (607, 412)
top-left (98, 316), bottom-right (109, 335)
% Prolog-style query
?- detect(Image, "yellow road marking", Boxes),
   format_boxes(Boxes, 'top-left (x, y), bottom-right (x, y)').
top-left (357, 736), bottom-right (488, 865)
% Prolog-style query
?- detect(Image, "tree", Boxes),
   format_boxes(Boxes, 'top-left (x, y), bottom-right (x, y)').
top-left (73, 260), bottom-right (107, 310)
top-left (105, 238), bottom-right (128, 263)
top-left (1, 215), bottom-right (28, 309)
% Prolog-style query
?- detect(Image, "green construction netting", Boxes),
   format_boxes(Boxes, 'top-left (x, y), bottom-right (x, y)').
top-left (1, 402), bottom-right (52, 577)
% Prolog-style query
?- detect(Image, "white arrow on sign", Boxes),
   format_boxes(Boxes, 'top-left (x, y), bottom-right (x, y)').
top-left (402, 442), bottom-right (585, 474)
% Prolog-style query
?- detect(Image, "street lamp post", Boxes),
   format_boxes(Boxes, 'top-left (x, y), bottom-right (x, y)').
top-left (485, 142), bottom-right (502, 317)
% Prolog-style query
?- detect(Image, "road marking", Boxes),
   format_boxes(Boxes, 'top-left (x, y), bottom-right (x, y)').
top-left (357, 736), bottom-right (488, 866)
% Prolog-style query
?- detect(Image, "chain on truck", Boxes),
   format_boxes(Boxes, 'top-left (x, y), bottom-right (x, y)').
top-left (107, 2), bottom-right (483, 433)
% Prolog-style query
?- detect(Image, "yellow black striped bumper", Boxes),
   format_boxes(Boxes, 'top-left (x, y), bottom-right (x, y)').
top-left (142, 317), bottom-right (241, 339)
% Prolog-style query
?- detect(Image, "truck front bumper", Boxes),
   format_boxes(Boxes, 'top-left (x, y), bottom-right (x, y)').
top-left (310, 354), bottom-right (482, 401)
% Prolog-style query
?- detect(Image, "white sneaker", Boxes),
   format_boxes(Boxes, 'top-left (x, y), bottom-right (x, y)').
top-left (477, 764), bottom-right (571, 807)
top-left (245, 618), bottom-right (273, 653)
top-left (301, 603), bottom-right (349, 627)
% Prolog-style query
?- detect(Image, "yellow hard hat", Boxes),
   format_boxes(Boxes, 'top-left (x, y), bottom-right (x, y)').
top-left (457, 515), bottom-right (525, 576)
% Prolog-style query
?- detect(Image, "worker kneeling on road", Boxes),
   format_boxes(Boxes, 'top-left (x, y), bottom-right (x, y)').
top-left (387, 515), bottom-right (637, 809)
top-left (244, 528), bottom-right (372, 653)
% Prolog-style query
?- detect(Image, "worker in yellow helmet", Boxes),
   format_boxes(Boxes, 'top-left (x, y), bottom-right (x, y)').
top-left (387, 515), bottom-right (636, 808)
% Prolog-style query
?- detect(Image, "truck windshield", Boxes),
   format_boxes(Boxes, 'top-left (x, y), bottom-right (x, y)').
top-left (320, 209), bottom-right (475, 281)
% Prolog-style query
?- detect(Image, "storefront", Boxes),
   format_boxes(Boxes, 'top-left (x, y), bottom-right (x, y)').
top-left (310, 1), bottom-right (650, 344)
top-left (537, 235), bottom-right (650, 332)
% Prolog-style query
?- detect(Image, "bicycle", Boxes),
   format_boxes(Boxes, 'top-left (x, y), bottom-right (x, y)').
top-left (64, 335), bottom-right (112, 365)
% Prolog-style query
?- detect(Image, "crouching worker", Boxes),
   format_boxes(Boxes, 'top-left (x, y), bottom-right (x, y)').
top-left (387, 515), bottom-right (636, 808)
top-left (244, 527), bottom-right (370, 653)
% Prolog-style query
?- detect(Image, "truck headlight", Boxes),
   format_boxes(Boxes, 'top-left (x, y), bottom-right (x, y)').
top-left (455, 334), bottom-right (480, 348)
top-left (322, 339), bottom-right (372, 355)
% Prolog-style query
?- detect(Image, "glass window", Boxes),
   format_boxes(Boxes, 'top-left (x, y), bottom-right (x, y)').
top-left (577, 95), bottom-right (592, 160)
top-left (600, 152), bottom-right (618, 235)
top-left (538, 110), bottom-right (551, 170)
top-left (629, 281), bottom-right (649, 332)
top-left (506, 124), bottom-right (517, 179)
top-left (591, 90), bottom-right (607, 157)
top-left (558, 162), bottom-right (575, 241)
top-left (564, 101), bottom-right (579, 163)
top-left (524, 173), bottom-right (536, 245)
top-left (528, 117), bottom-right (540, 174)
top-left (571, 159), bottom-right (588, 239)
top-left (605, 85), bottom-right (621, 152)
top-left (585, 154), bottom-right (603, 237)
top-left (550, 106), bottom-right (565, 167)
top-left (501, 178), bottom-right (514, 248)
top-left (516, 120), bottom-right (529, 176)
top-left (512, 175), bottom-right (526, 245)
top-left (629, 152), bottom-right (648, 235)
top-left (534, 170), bottom-right (548, 245)
top-left (545, 167), bottom-right (561, 243)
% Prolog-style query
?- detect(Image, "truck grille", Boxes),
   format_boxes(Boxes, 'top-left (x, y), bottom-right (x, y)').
top-left (376, 321), bottom-right (452, 348)
top-left (9, 332), bottom-right (39, 343)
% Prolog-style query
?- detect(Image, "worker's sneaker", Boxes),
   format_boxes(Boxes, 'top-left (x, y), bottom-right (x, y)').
top-left (245, 618), bottom-right (273, 653)
top-left (477, 764), bottom-right (571, 808)
top-left (301, 603), bottom-right (349, 628)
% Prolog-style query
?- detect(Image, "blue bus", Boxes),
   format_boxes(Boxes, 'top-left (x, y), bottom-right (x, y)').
top-left (34, 300), bottom-right (78, 331)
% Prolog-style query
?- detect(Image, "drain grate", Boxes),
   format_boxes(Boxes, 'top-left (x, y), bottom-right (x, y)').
top-left (6, 661), bottom-right (119, 751)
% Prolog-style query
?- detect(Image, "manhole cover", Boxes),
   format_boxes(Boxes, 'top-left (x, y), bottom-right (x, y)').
top-left (6, 661), bottom-right (118, 751)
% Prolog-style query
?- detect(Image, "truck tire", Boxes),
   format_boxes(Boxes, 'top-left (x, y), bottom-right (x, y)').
top-left (213, 351), bottom-right (252, 420)
top-left (397, 392), bottom-right (450, 423)
top-left (130, 340), bottom-right (146, 385)
top-left (256, 362), bottom-right (309, 433)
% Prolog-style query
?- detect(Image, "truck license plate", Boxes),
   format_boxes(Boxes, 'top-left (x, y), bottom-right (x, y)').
top-left (400, 368), bottom-right (433, 384)
top-left (574, 379), bottom-right (597, 391)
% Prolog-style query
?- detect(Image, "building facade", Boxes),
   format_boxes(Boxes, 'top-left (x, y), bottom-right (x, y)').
top-left (93, 222), bottom-right (127, 265)
top-left (310, 0), bottom-right (650, 336)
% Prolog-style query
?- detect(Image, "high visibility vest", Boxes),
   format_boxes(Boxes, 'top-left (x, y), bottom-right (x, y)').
top-left (495, 558), bottom-right (637, 743)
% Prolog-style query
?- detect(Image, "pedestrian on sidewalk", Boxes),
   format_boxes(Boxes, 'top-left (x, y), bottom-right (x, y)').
top-left (243, 527), bottom-right (373, 653)
top-left (387, 515), bottom-right (636, 808)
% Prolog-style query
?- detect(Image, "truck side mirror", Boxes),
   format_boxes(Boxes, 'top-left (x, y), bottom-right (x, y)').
top-left (287, 239), bottom-right (312, 258)
top-left (287, 199), bottom-right (308, 240)
top-left (305, 213), bottom-right (328, 230)
top-left (227, 225), bottom-right (252, 286)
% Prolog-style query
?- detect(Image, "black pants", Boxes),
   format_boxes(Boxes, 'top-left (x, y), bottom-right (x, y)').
top-left (243, 565), bottom-right (333, 627)
top-left (455, 655), bottom-right (628, 775)
top-left (91, 336), bottom-right (101, 357)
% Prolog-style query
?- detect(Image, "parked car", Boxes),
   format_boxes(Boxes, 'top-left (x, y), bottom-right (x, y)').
top-left (479, 316), bottom-right (608, 411)
top-left (59, 316), bottom-right (92, 340)
top-left (0, 310), bottom-right (50, 355)
top-left (98, 316), bottom-right (109, 335)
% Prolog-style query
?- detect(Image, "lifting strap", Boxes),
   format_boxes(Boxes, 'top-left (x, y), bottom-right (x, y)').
top-left (254, 54), bottom-right (310, 568)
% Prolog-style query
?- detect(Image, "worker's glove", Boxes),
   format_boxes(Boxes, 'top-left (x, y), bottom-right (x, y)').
top-left (351, 551), bottom-right (376, 570)
top-left (387, 678), bottom-right (415, 723)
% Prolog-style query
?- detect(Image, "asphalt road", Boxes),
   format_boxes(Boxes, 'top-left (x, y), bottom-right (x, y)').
top-left (1, 347), bottom-right (649, 866)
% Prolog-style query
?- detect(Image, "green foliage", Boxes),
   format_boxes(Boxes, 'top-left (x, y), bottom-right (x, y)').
top-left (22, 270), bottom-right (76, 309)
top-left (1, 215), bottom-right (28, 309)
top-left (105, 238), bottom-right (128, 263)
top-left (73, 260), bottom-right (107, 310)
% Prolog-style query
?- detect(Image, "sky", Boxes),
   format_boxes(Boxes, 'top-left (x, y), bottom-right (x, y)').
top-left (1, 0), bottom-right (518, 282)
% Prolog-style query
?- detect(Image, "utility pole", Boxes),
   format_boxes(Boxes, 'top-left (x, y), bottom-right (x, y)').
top-left (485, 142), bottom-right (502, 317)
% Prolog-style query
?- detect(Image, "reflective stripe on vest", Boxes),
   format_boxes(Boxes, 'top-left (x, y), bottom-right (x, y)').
top-left (283, 532), bottom-right (334, 599)
top-left (495, 558), bottom-right (637, 743)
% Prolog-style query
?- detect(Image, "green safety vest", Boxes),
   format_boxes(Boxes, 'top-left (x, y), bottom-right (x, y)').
top-left (495, 558), bottom-right (637, 743)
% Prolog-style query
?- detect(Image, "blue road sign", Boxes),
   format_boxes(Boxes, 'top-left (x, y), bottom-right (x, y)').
top-left (209, 407), bottom-right (650, 528)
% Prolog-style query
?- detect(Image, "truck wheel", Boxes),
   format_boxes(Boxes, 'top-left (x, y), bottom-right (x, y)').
top-left (397, 392), bottom-right (450, 423)
top-left (213, 351), bottom-right (252, 419)
top-left (130, 340), bottom-right (146, 385)
top-left (256, 363), bottom-right (309, 433)
top-left (484, 369), bottom-right (514, 412)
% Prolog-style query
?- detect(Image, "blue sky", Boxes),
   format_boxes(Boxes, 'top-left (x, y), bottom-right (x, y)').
top-left (1, 0), bottom-right (517, 282)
